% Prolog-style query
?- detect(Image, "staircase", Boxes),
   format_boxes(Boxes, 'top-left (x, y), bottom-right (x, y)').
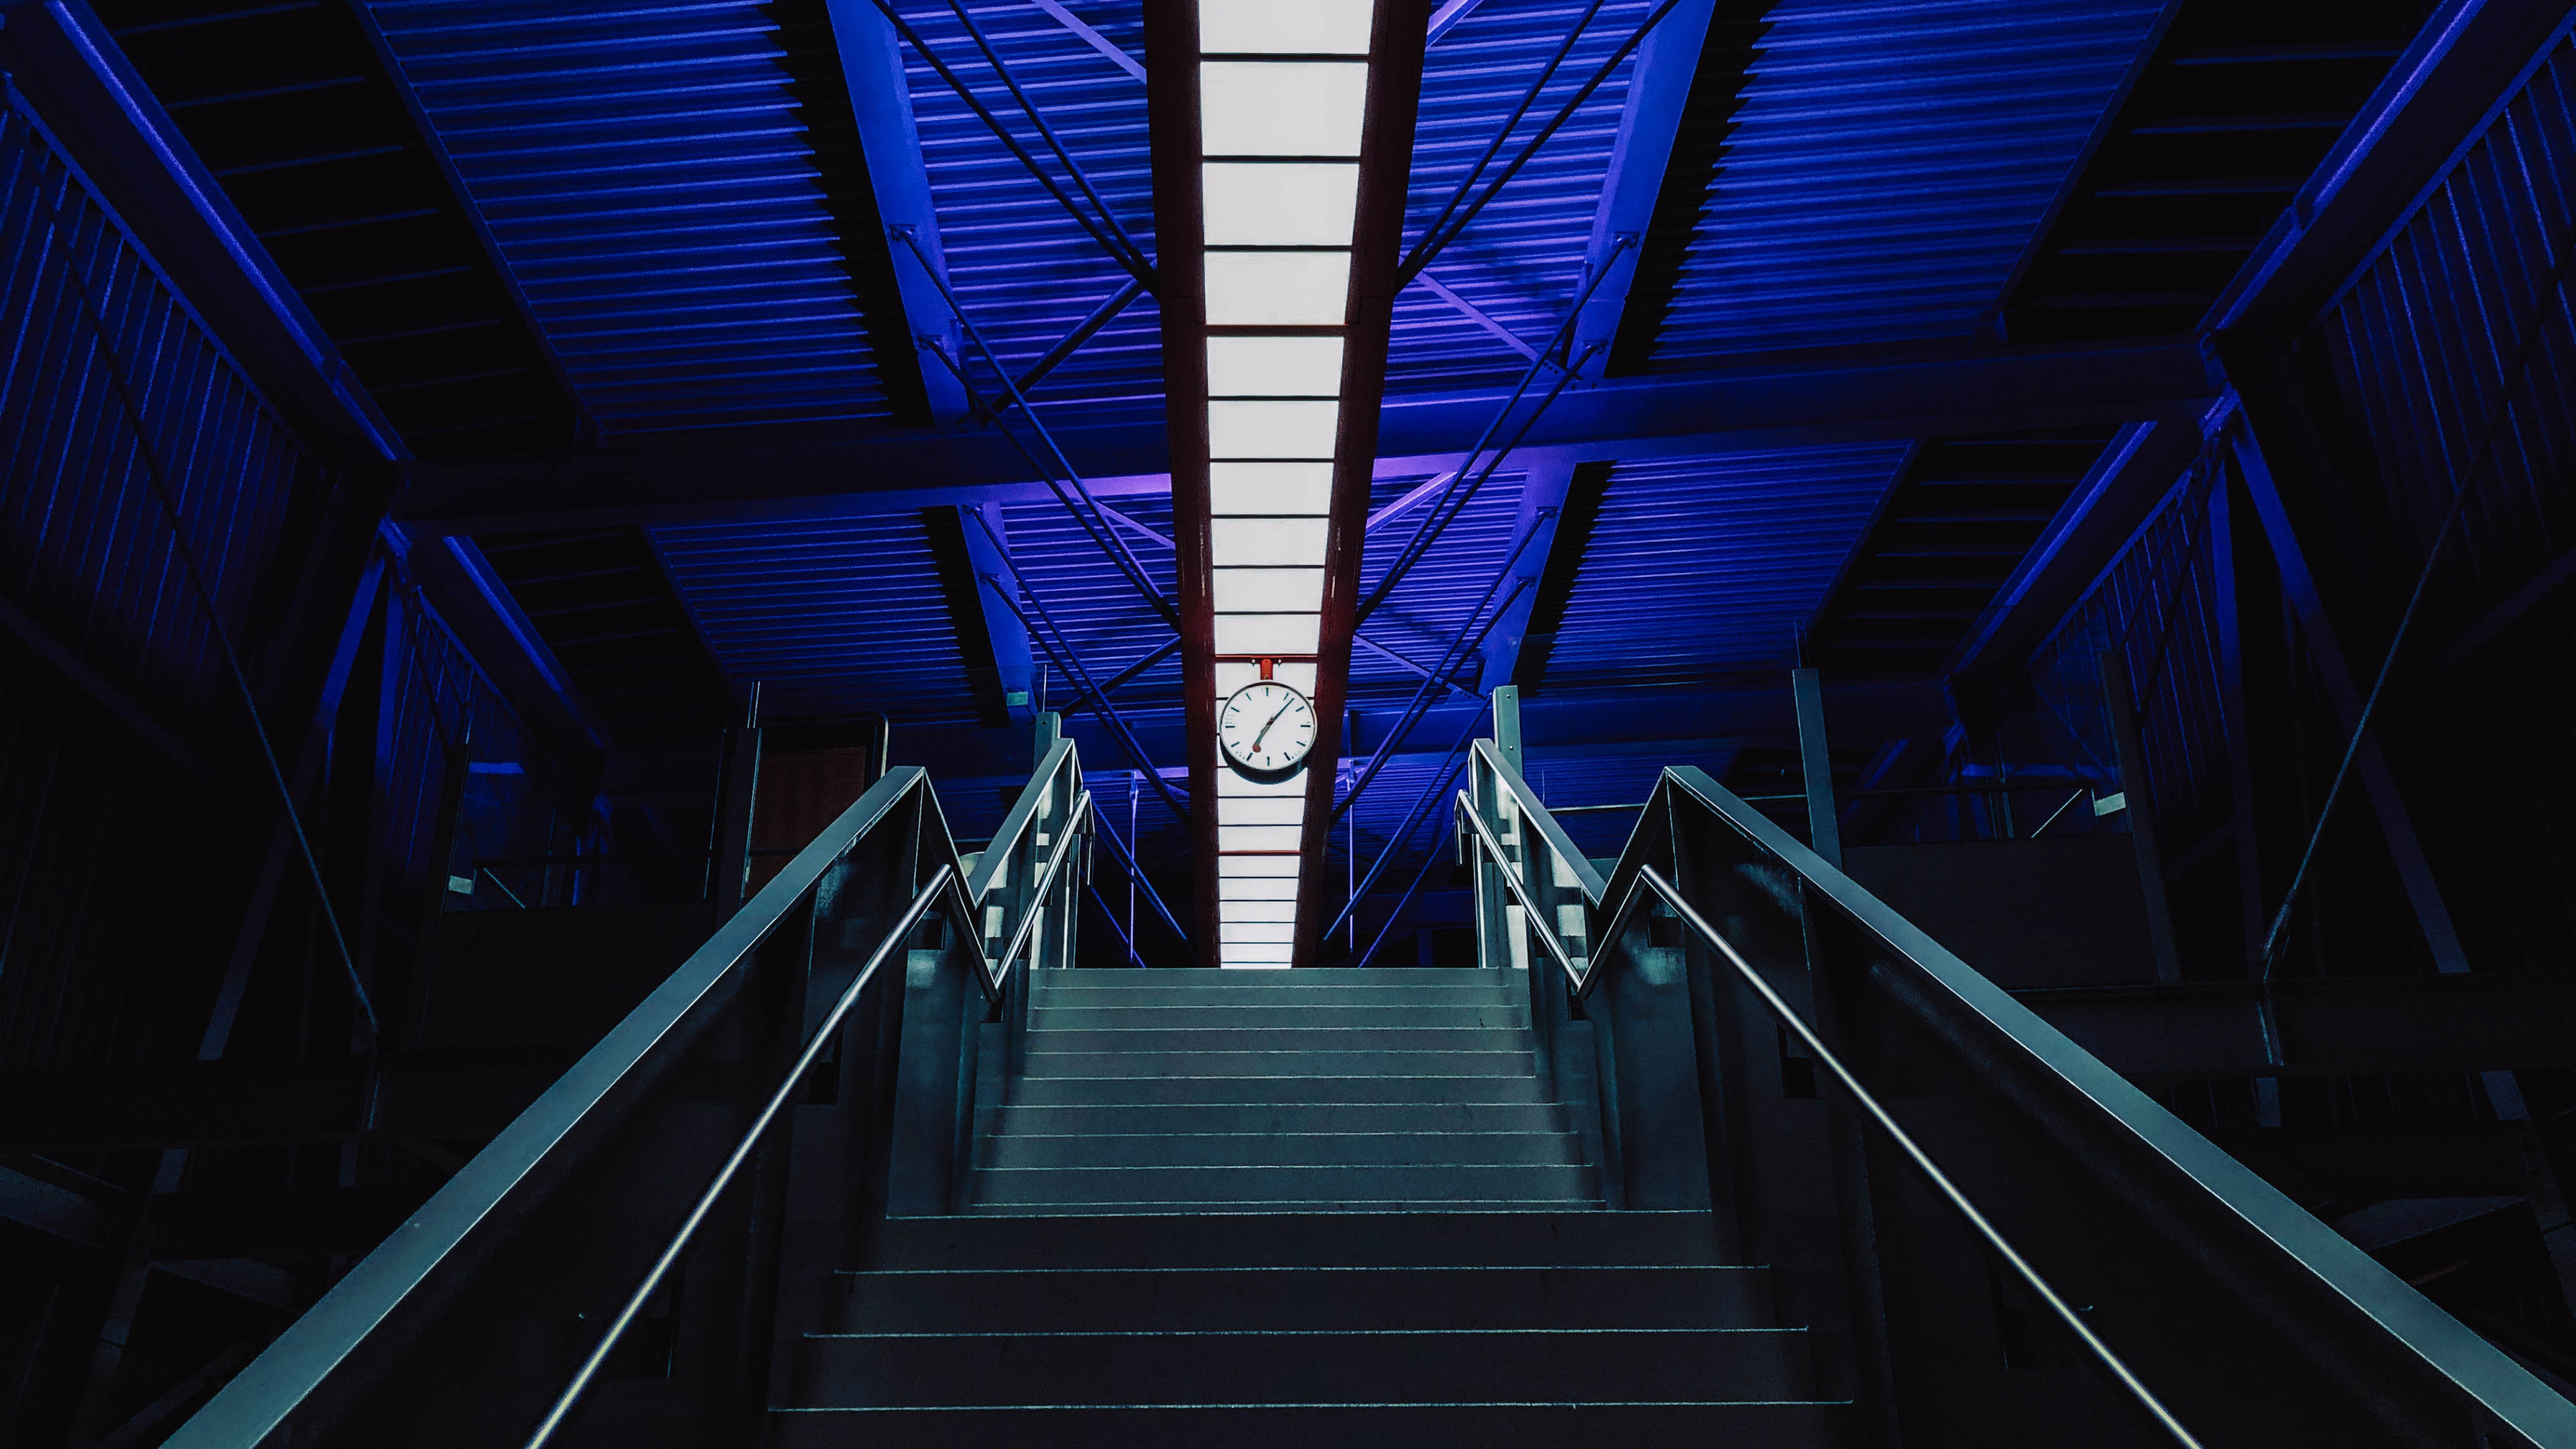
top-left (774, 968), bottom-right (1849, 1446)
top-left (977, 966), bottom-right (1595, 1212)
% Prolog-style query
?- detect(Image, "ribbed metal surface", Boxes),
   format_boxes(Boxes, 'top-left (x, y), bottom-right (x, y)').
top-left (654, 514), bottom-right (985, 724)
top-left (1650, 0), bottom-right (2161, 364)
top-left (379, 574), bottom-right (543, 890)
top-left (1353, 469), bottom-right (1523, 701)
top-left (998, 491), bottom-right (1181, 717)
top-left (2315, 30), bottom-right (2576, 975)
top-left (1390, 0), bottom-right (1652, 394)
top-left (2320, 32), bottom-right (2576, 653)
top-left (2025, 462), bottom-right (2226, 861)
top-left (1535, 444), bottom-right (1905, 689)
top-left (0, 97), bottom-right (307, 732)
top-left (896, 0), bottom-right (1163, 415)
top-left (368, 0), bottom-right (901, 434)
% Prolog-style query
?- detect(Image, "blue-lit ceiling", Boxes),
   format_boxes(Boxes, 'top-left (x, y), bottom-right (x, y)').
top-left (326, 0), bottom-right (2288, 777)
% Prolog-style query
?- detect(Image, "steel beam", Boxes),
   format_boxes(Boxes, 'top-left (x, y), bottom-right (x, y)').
top-left (2229, 422), bottom-right (2471, 975)
top-left (2, 2), bottom-right (401, 465)
top-left (393, 339), bottom-right (2222, 533)
top-left (957, 505), bottom-right (1035, 717)
top-left (1505, 460), bottom-right (1614, 690)
top-left (920, 506), bottom-right (1032, 726)
top-left (1476, 457), bottom-right (1579, 693)
top-left (827, 0), bottom-right (970, 423)
top-left (2205, 0), bottom-right (2576, 336)
top-left (1294, 0), bottom-right (1435, 965)
top-left (1570, 0), bottom-right (1717, 374)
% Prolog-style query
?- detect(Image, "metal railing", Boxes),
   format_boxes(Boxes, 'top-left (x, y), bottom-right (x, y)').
top-left (169, 741), bottom-right (1095, 1449)
top-left (1455, 796), bottom-right (2193, 1444)
top-left (1454, 737), bottom-right (2575, 1449)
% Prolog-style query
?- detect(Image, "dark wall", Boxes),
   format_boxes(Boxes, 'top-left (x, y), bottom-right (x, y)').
top-left (0, 89), bottom-right (562, 1446)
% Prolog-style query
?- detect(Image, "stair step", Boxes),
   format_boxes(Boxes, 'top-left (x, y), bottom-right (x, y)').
top-left (1030, 1003), bottom-right (1529, 1030)
top-left (965, 1198), bottom-right (1605, 1214)
top-left (868, 1210), bottom-right (1729, 1269)
top-left (1022, 1050), bottom-right (1536, 1079)
top-left (986, 1101), bottom-right (1568, 1136)
top-left (1034, 985), bottom-right (1525, 1009)
top-left (793, 1327), bottom-right (1811, 1407)
top-left (979, 1130), bottom-right (1585, 1169)
top-left (835, 1263), bottom-right (1773, 1332)
top-left (1037, 968), bottom-right (1505, 987)
top-left (1008, 1074), bottom-right (1554, 1106)
top-left (771, 1401), bottom-right (1848, 1449)
top-left (969, 1163), bottom-right (1597, 1208)
top-left (1025, 1026), bottom-right (1529, 1054)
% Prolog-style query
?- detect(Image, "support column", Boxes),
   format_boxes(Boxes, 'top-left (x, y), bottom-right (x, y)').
top-left (1790, 667), bottom-right (1841, 871)
top-left (712, 698), bottom-right (764, 921)
top-left (2103, 651), bottom-right (2185, 985)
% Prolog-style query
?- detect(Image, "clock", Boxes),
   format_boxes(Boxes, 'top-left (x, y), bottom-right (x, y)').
top-left (1217, 680), bottom-right (1318, 780)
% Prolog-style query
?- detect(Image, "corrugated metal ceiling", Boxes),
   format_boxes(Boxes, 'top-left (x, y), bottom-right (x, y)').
top-left (1536, 443), bottom-right (1908, 689)
top-left (368, 0), bottom-right (904, 437)
top-left (1391, 0), bottom-right (1652, 394)
top-left (1649, 0), bottom-right (2164, 364)
top-left (347, 0), bottom-right (2181, 754)
top-left (896, 0), bottom-right (1164, 417)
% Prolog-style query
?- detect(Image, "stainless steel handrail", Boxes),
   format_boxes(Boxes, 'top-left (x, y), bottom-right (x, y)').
top-left (967, 737), bottom-right (1080, 900)
top-left (524, 771), bottom-right (1092, 1444)
top-left (1453, 784), bottom-right (2198, 1444)
top-left (1456, 733), bottom-right (2576, 1446)
top-left (1647, 860), bottom-right (2199, 1446)
top-left (981, 789), bottom-right (1094, 995)
top-left (521, 861), bottom-right (967, 1449)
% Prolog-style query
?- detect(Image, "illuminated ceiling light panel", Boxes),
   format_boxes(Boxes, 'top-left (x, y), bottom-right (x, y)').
top-left (1199, 0), bottom-right (1372, 967)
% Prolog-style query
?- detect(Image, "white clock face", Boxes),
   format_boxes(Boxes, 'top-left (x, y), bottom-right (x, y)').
top-left (1217, 680), bottom-right (1318, 778)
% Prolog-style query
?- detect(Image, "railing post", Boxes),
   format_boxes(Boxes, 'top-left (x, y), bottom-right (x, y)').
top-left (1790, 667), bottom-right (1843, 870)
top-left (2101, 651), bottom-right (2184, 985)
top-left (712, 689), bottom-right (765, 921)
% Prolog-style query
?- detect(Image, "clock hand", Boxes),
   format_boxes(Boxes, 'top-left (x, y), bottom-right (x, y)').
top-left (1250, 697), bottom-right (1297, 750)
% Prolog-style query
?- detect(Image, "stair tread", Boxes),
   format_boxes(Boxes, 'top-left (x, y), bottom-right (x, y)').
top-left (794, 1326), bottom-right (1810, 1407)
top-left (1023, 1051), bottom-right (1538, 1078)
top-left (833, 1263), bottom-right (1771, 1331)
top-left (981, 1131), bottom-right (1585, 1169)
top-left (968, 1196), bottom-right (1607, 1206)
top-left (867, 1210), bottom-right (1727, 1267)
top-left (1011, 1075), bottom-right (1556, 1106)
top-left (771, 1401), bottom-right (1850, 1449)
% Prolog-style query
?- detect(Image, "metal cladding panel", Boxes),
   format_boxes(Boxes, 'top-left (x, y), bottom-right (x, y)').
top-left (1351, 469), bottom-right (1523, 702)
top-left (1650, 0), bottom-right (2162, 364)
top-left (1536, 445), bottom-right (1905, 688)
top-left (2320, 32), bottom-right (2576, 645)
top-left (368, 0), bottom-right (900, 434)
top-left (0, 102), bottom-right (550, 1066)
top-left (897, 0), bottom-right (1165, 414)
top-left (998, 493), bottom-right (1180, 715)
top-left (2024, 462), bottom-right (2228, 866)
top-left (653, 516), bottom-right (981, 724)
top-left (0, 97), bottom-right (305, 740)
top-left (378, 578), bottom-right (544, 889)
top-left (1389, 0), bottom-right (1652, 393)
top-left (2312, 32), bottom-right (2576, 975)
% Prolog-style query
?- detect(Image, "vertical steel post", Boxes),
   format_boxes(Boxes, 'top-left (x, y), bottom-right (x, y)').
top-left (2102, 651), bottom-right (2184, 985)
top-left (1491, 684), bottom-right (1523, 773)
top-left (712, 690), bottom-right (765, 922)
top-left (1790, 667), bottom-right (1842, 871)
